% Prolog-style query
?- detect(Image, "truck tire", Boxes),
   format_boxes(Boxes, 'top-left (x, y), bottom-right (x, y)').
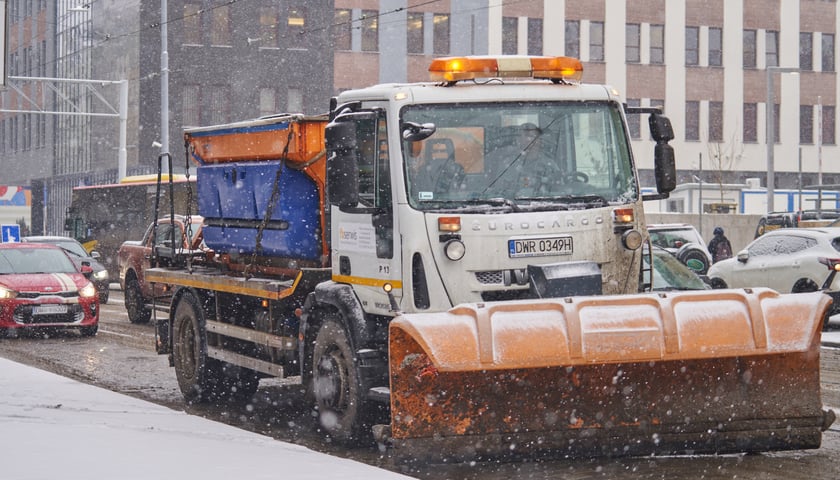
top-left (312, 318), bottom-right (369, 442)
top-left (172, 293), bottom-right (259, 404)
top-left (125, 276), bottom-right (151, 324)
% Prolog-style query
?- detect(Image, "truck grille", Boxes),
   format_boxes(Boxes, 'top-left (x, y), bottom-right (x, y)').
top-left (14, 304), bottom-right (85, 325)
top-left (475, 271), bottom-right (504, 284)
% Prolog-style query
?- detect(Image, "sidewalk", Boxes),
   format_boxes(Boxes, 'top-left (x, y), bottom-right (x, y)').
top-left (0, 357), bottom-right (410, 480)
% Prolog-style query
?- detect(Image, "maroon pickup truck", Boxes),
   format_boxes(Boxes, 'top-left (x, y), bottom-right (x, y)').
top-left (117, 215), bottom-right (205, 323)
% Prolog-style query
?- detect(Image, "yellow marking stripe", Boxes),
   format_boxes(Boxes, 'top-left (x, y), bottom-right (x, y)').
top-left (331, 274), bottom-right (402, 289)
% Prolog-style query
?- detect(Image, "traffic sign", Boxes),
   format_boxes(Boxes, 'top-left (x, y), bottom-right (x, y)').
top-left (1, 224), bottom-right (21, 243)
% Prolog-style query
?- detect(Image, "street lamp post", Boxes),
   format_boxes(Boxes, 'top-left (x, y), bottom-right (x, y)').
top-left (766, 66), bottom-right (799, 212)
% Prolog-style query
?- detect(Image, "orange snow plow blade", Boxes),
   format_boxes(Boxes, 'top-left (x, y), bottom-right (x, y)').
top-left (385, 288), bottom-right (836, 462)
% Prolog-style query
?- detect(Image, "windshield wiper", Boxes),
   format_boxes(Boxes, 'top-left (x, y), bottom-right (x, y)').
top-left (462, 197), bottom-right (522, 212)
top-left (518, 194), bottom-right (609, 207)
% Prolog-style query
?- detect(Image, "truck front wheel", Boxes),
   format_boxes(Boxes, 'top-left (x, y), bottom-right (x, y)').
top-left (312, 318), bottom-right (369, 442)
top-left (125, 276), bottom-right (151, 324)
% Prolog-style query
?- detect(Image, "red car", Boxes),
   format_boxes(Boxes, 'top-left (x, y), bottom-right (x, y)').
top-left (0, 243), bottom-right (99, 337)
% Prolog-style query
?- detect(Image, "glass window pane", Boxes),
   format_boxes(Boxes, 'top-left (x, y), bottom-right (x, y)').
top-left (334, 9), bottom-right (352, 51)
top-left (800, 32), bottom-right (813, 71)
top-left (650, 25), bottom-right (664, 64)
top-left (407, 12), bottom-right (424, 54)
top-left (685, 26), bottom-right (699, 66)
top-left (743, 30), bottom-right (756, 68)
top-left (626, 24), bottom-right (640, 63)
top-left (503, 17), bottom-right (518, 55)
top-left (823, 34), bottom-right (835, 72)
top-left (361, 10), bottom-right (378, 52)
top-left (434, 14), bottom-right (450, 55)
top-left (708, 27), bottom-right (722, 66)
top-left (590, 21), bottom-right (604, 61)
top-left (565, 20), bottom-right (580, 58)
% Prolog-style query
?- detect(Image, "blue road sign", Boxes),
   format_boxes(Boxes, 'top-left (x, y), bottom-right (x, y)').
top-left (1, 224), bottom-right (21, 243)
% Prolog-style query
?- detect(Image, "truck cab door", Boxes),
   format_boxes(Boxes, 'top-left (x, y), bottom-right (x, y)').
top-left (329, 111), bottom-right (400, 316)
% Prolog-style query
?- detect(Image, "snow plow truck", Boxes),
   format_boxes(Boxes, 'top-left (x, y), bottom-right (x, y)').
top-left (145, 55), bottom-right (835, 462)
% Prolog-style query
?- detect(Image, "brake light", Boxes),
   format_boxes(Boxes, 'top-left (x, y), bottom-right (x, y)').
top-left (429, 55), bottom-right (583, 83)
top-left (438, 216), bottom-right (461, 232)
top-left (613, 208), bottom-right (634, 224)
top-left (819, 257), bottom-right (840, 271)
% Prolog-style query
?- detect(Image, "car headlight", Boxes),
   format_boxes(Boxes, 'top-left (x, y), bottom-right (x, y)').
top-left (93, 269), bottom-right (109, 281)
top-left (79, 282), bottom-right (97, 299)
top-left (0, 285), bottom-right (18, 299)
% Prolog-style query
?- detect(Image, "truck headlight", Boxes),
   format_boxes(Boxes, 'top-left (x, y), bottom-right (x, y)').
top-left (444, 239), bottom-right (466, 261)
top-left (93, 270), bottom-right (109, 281)
top-left (621, 229), bottom-right (643, 250)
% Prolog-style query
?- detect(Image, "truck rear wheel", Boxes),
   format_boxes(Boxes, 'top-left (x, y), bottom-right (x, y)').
top-left (172, 293), bottom-right (259, 403)
top-left (125, 276), bottom-right (151, 324)
top-left (312, 318), bottom-right (369, 442)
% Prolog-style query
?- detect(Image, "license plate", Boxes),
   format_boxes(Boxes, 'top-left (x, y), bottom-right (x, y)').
top-left (33, 304), bottom-right (68, 315)
top-left (508, 236), bottom-right (573, 258)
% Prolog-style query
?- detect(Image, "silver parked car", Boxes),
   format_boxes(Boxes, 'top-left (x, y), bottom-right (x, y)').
top-left (707, 227), bottom-right (840, 322)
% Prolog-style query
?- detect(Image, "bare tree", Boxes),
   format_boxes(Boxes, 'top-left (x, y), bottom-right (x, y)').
top-left (706, 128), bottom-right (745, 205)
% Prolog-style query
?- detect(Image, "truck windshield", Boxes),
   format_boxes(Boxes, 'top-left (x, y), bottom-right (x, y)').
top-left (401, 101), bottom-right (637, 211)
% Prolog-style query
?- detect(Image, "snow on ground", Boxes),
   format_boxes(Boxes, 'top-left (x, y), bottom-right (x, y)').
top-left (4, 329), bottom-right (840, 480)
top-left (0, 357), bottom-right (410, 480)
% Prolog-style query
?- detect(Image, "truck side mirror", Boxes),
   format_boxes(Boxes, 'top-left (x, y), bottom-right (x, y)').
top-left (325, 120), bottom-right (360, 209)
top-left (650, 114), bottom-right (676, 195)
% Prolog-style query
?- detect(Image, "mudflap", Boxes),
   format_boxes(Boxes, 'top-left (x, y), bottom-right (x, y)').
top-left (384, 288), bottom-right (836, 464)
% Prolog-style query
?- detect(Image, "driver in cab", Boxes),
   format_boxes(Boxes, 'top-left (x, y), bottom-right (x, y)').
top-left (486, 122), bottom-right (562, 196)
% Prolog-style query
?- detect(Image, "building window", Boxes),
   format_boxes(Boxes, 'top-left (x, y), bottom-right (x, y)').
top-left (744, 29), bottom-right (756, 68)
top-left (744, 103), bottom-right (757, 142)
top-left (209, 85), bottom-right (230, 125)
top-left (800, 32), bottom-right (813, 71)
top-left (708, 27), bottom-right (722, 66)
top-left (565, 20), bottom-right (580, 58)
top-left (183, 85), bottom-right (201, 127)
top-left (433, 14), bottom-right (450, 55)
top-left (183, 4), bottom-right (202, 45)
top-left (361, 10), bottom-right (378, 52)
top-left (685, 26), bottom-right (699, 66)
top-left (590, 21), bottom-right (604, 61)
top-left (527, 18), bottom-right (542, 56)
top-left (708, 101), bottom-right (723, 142)
top-left (502, 17), bottom-right (518, 54)
top-left (259, 88), bottom-right (277, 117)
top-left (801, 105), bottom-right (813, 144)
top-left (334, 9), bottom-right (352, 51)
top-left (626, 23), bottom-right (640, 63)
top-left (823, 34), bottom-right (835, 72)
top-left (210, 5), bottom-right (231, 46)
top-left (287, 88), bottom-right (303, 113)
top-left (685, 101), bottom-right (700, 141)
top-left (650, 24), bottom-right (664, 64)
top-left (287, 6), bottom-right (306, 49)
top-left (407, 12), bottom-right (424, 54)
top-left (259, 6), bottom-right (279, 48)
top-left (823, 105), bottom-right (836, 145)
top-left (766, 30), bottom-right (779, 68)
top-left (626, 99), bottom-right (641, 139)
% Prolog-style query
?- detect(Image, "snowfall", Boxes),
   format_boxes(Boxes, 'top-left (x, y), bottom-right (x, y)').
top-left (0, 356), bottom-right (410, 480)
top-left (3, 331), bottom-right (840, 480)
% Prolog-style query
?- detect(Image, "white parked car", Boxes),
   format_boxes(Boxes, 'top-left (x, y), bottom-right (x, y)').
top-left (647, 223), bottom-right (713, 274)
top-left (707, 227), bottom-right (840, 323)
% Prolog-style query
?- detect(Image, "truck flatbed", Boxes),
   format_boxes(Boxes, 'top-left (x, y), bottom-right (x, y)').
top-left (145, 266), bottom-right (330, 300)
